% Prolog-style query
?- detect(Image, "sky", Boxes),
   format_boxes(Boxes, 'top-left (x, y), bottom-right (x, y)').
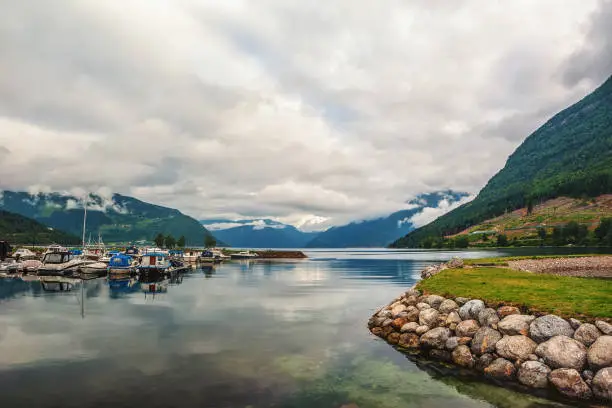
top-left (0, 0), bottom-right (611, 231)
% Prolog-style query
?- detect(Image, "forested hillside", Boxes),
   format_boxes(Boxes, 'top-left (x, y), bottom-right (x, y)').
top-left (0, 210), bottom-right (80, 245)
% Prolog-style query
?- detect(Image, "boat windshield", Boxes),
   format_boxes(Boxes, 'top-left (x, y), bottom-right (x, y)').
top-left (44, 253), bottom-right (70, 264)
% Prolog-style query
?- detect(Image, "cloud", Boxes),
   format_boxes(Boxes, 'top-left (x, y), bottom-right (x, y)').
top-left (402, 195), bottom-right (476, 229)
top-left (0, 0), bottom-right (608, 229)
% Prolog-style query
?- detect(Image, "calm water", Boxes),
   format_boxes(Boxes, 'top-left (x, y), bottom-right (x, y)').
top-left (0, 249), bottom-right (594, 408)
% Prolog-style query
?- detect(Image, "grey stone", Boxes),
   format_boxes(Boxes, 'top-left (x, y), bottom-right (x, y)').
top-left (378, 310), bottom-right (393, 319)
top-left (419, 309), bottom-right (439, 327)
top-left (527, 354), bottom-right (538, 361)
top-left (459, 299), bottom-right (486, 320)
top-left (452, 345), bottom-right (475, 368)
top-left (476, 353), bottom-right (495, 372)
top-left (429, 349), bottom-right (451, 362)
top-left (404, 306), bottom-right (420, 322)
top-left (398, 333), bottom-right (420, 348)
top-left (446, 311), bottom-right (462, 326)
top-left (595, 320), bottom-right (612, 335)
top-left (438, 299), bottom-right (459, 314)
top-left (529, 315), bottom-right (574, 343)
top-left (582, 370), bottom-right (594, 381)
top-left (403, 295), bottom-right (419, 306)
top-left (535, 335), bottom-right (587, 370)
top-left (497, 306), bottom-right (521, 318)
top-left (574, 323), bottom-right (601, 347)
top-left (587, 335), bottom-right (612, 370)
top-left (484, 358), bottom-right (516, 380)
top-left (420, 327), bottom-right (451, 350)
top-left (456, 320), bottom-right (480, 338)
top-left (517, 361), bottom-right (551, 388)
top-left (424, 295), bottom-right (445, 309)
top-left (416, 325), bottom-right (430, 335)
top-left (447, 257), bottom-right (464, 268)
top-left (382, 318), bottom-right (393, 327)
top-left (496, 335), bottom-right (538, 361)
top-left (478, 308), bottom-right (500, 328)
top-left (471, 327), bottom-right (502, 355)
top-left (549, 368), bottom-right (592, 400)
top-left (592, 367), bottom-right (612, 402)
top-left (405, 288), bottom-right (421, 297)
top-left (391, 303), bottom-right (407, 317)
top-left (569, 318), bottom-right (582, 330)
top-left (416, 302), bottom-right (431, 311)
top-left (400, 322), bottom-right (419, 333)
top-left (498, 314), bottom-right (535, 336)
top-left (455, 297), bottom-right (470, 305)
top-left (446, 336), bottom-right (459, 351)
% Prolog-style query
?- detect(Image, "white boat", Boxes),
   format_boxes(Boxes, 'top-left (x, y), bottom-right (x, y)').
top-left (230, 250), bottom-right (258, 260)
top-left (20, 259), bottom-right (42, 273)
top-left (182, 251), bottom-right (199, 263)
top-left (38, 248), bottom-right (93, 276)
top-left (211, 248), bottom-right (230, 261)
top-left (79, 261), bottom-right (108, 276)
top-left (13, 248), bottom-right (37, 259)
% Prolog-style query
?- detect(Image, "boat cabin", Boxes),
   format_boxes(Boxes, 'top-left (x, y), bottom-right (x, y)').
top-left (42, 251), bottom-right (75, 265)
top-left (139, 252), bottom-right (170, 270)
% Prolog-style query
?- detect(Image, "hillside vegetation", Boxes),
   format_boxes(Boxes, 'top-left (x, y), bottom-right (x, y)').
top-left (392, 75), bottom-right (612, 248)
top-left (0, 210), bottom-right (80, 245)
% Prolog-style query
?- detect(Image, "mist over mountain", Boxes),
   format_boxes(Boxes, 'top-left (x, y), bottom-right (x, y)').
top-left (201, 219), bottom-right (318, 248)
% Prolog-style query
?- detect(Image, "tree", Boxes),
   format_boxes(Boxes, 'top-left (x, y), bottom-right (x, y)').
top-left (165, 234), bottom-right (176, 249)
top-left (177, 235), bottom-right (186, 248)
top-left (552, 226), bottom-right (565, 246)
top-left (496, 234), bottom-right (508, 247)
top-left (527, 198), bottom-right (534, 215)
top-left (455, 236), bottom-right (469, 248)
top-left (537, 227), bottom-right (547, 244)
top-left (204, 234), bottom-right (217, 248)
top-left (595, 218), bottom-right (612, 242)
top-left (154, 233), bottom-right (165, 248)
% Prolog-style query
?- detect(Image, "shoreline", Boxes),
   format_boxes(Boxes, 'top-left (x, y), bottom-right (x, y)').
top-left (369, 257), bottom-right (612, 404)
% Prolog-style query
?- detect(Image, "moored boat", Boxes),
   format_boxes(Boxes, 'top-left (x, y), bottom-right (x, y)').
top-left (230, 250), bottom-right (258, 260)
top-left (38, 246), bottom-right (93, 276)
top-left (108, 253), bottom-right (136, 277)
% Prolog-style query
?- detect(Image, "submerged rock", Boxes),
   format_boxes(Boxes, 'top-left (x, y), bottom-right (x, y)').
top-left (420, 327), bottom-right (451, 350)
top-left (452, 345), bottom-right (475, 368)
top-left (535, 336), bottom-right (587, 371)
top-left (497, 306), bottom-right (521, 318)
top-left (471, 327), bottom-right (502, 355)
top-left (573, 323), bottom-right (601, 347)
top-left (517, 361), bottom-right (551, 389)
top-left (592, 367), bottom-right (612, 402)
top-left (484, 358), bottom-right (516, 380)
top-left (429, 349), bottom-right (451, 362)
top-left (549, 368), bottom-right (592, 400)
top-left (496, 335), bottom-right (538, 361)
top-left (459, 299), bottom-right (486, 320)
top-left (587, 335), bottom-right (612, 370)
top-left (595, 321), bottom-right (612, 335)
top-left (529, 315), bottom-right (574, 343)
top-left (456, 320), bottom-right (480, 338)
top-left (498, 314), bottom-right (535, 336)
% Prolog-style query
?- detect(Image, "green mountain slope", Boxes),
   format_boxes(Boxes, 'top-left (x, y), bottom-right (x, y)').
top-left (392, 75), bottom-right (612, 248)
top-left (0, 191), bottom-right (217, 245)
top-left (0, 210), bottom-right (80, 245)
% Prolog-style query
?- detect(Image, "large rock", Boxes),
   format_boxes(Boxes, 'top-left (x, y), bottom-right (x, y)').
top-left (438, 299), bottom-right (459, 314)
top-left (403, 295), bottom-right (419, 306)
top-left (416, 325), bottom-right (430, 335)
top-left (446, 311), bottom-right (462, 326)
top-left (549, 368), bottom-right (592, 400)
top-left (529, 315), bottom-right (574, 343)
top-left (416, 302), bottom-right (431, 311)
top-left (574, 323), bottom-right (601, 347)
top-left (452, 345), bottom-right (475, 368)
top-left (429, 349), bottom-right (451, 362)
top-left (459, 299), bottom-right (486, 320)
top-left (391, 303), bottom-right (407, 317)
top-left (391, 317), bottom-right (408, 330)
top-left (447, 257), bottom-right (464, 268)
top-left (592, 367), bottom-right (612, 402)
top-left (455, 297), bottom-right (470, 305)
top-left (478, 308), bottom-right (500, 328)
top-left (446, 336), bottom-right (459, 351)
top-left (497, 306), bottom-right (520, 318)
top-left (535, 336), bottom-right (587, 370)
top-left (475, 353), bottom-right (495, 372)
top-left (405, 288), bottom-right (421, 298)
top-left (517, 361), bottom-right (551, 389)
top-left (498, 315), bottom-right (535, 336)
top-left (424, 295), bottom-right (445, 309)
top-left (496, 335), bottom-right (538, 361)
top-left (387, 332), bottom-right (400, 344)
top-left (404, 306), bottom-right (420, 322)
top-left (587, 335), bottom-right (612, 370)
top-left (484, 358), bottom-right (516, 380)
top-left (400, 322), bottom-right (419, 333)
top-left (398, 333), bottom-right (420, 348)
top-left (419, 309), bottom-right (439, 327)
top-left (456, 320), bottom-right (480, 338)
top-left (471, 327), bottom-right (502, 355)
top-left (595, 321), bottom-right (612, 335)
top-left (420, 327), bottom-right (451, 350)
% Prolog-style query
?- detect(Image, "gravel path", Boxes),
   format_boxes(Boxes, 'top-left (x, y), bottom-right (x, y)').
top-left (508, 256), bottom-right (612, 278)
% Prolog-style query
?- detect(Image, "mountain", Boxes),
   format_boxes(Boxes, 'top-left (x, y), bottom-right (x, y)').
top-left (0, 210), bottom-right (80, 245)
top-left (392, 75), bottom-right (612, 248)
top-left (305, 191), bottom-right (469, 248)
top-left (0, 191), bottom-right (217, 245)
top-left (201, 219), bottom-right (318, 248)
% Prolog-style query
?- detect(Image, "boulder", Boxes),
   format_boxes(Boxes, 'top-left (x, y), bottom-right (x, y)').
top-left (535, 336), bottom-right (587, 370)
top-left (497, 306), bottom-right (521, 318)
top-left (419, 309), bottom-right (440, 327)
top-left (378, 309), bottom-right (392, 319)
top-left (452, 345), bottom-right (475, 368)
top-left (475, 353), bottom-right (495, 372)
top-left (405, 288), bottom-right (421, 297)
top-left (592, 367), bottom-right (612, 402)
top-left (381, 326), bottom-right (394, 338)
top-left (391, 317), bottom-right (408, 330)
top-left (391, 304), bottom-right (407, 317)
top-left (447, 257), bottom-right (464, 268)
top-left (549, 368), bottom-right (593, 400)
top-left (587, 335), bottom-right (612, 370)
top-left (446, 311), bottom-right (462, 326)
top-left (458, 337), bottom-right (472, 346)
top-left (416, 302), bottom-right (431, 311)
top-left (569, 318), bottom-right (582, 330)
top-left (420, 327), bottom-right (451, 350)
top-left (455, 297), bottom-right (470, 305)
top-left (429, 349), bottom-right (451, 362)
top-left (381, 318), bottom-right (393, 327)
top-left (573, 323), bottom-right (601, 347)
top-left (416, 325), bottom-right (430, 335)
top-left (424, 295), bottom-right (445, 309)
top-left (403, 295), bottom-right (419, 306)
top-left (459, 299), bottom-right (486, 320)
top-left (438, 299), bottom-right (459, 314)
top-left (446, 336), bottom-right (459, 351)
top-left (527, 354), bottom-right (538, 361)
top-left (456, 320), bottom-right (480, 338)
top-left (529, 315), bottom-right (574, 343)
top-left (471, 327), bottom-right (502, 355)
top-left (496, 335), bottom-right (538, 361)
top-left (517, 361), bottom-right (551, 389)
top-left (498, 314), bottom-right (535, 336)
top-left (595, 320), bottom-right (612, 335)
top-left (398, 333), bottom-right (420, 348)
top-left (400, 322), bottom-right (419, 333)
top-left (370, 327), bottom-right (383, 337)
top-left (405, 306), bottom-right (420, 322)
top-left (478, 308), bottom-right (500, 328)
top-left (387, 332), bottom-right (400, 344)
top-left (484, 358), bottom-right (516, 380)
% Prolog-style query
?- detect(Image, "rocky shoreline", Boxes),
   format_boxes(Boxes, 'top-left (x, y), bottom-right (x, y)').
top-left (368, 260), bottom-right (612, 404)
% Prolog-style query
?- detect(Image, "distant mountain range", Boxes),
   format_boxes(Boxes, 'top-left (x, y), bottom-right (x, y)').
top-left (305, 191), bottom-right (469, 248)
top-left (0, 210), bottom-right (80, 245)
top-left (392, 74), bottom-right (612, 248)
top-left (201, 219), bottom-right (318, 248)
top-left (0, 191), bottom-right (216, 245)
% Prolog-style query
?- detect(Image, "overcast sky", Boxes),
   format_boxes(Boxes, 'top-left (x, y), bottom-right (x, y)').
top-left (1, 0), bottom-right (611, 231)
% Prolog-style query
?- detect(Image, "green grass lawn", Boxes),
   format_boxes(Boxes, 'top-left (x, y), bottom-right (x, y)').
top-left (417, 267), bottom-right (612, 319)
top-left (463, 254), bottom-right (609, 266)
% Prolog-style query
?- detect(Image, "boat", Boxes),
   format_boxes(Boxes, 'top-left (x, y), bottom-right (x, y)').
top-left (211, 248), bottom-right (230, 262)
top-left (108, 253), bottom-right (137, 277)
top-left (13, 248), bottom-right (37, 259)
top-left (199, 250), bottom-right (215, 263)
top-left (137, 251), bottom-right (172, 275)
top-left (38, 247), bottom-right (93, 276)
top-left (39, 276), bottom-right (80, 292)
top-left (20, 259), bottom-right (42, 274)
top-left (182, 250), bottom-right (199, 263)
top-left (125, 246), bottom-right (140, 257)
top-left (79, 261), bottom-right (108, 277)
top-left (230, 250), bottom-right (258, 260)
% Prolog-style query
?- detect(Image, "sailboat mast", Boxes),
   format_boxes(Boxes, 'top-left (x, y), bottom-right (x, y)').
top-left (82, 194), bottom-right (88, 249)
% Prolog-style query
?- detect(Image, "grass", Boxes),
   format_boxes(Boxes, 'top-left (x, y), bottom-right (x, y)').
top-left (463, 254), bottom-right (609, 266)
top-left (417, 267), bottom-right (612, 320)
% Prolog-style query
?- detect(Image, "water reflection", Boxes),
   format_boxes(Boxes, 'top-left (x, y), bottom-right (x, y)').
top-left (0, 250), bottom-right (581, 408)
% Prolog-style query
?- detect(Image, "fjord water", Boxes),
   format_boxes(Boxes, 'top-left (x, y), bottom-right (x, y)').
top-left (0, 249), bottom-right (585, 408)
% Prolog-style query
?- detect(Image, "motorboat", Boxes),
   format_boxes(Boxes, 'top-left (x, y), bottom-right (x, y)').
top-left (13, 248), bottom-right (37, 259)
top-left (230, 250), bottom-right (258, 260)
top-left (199, 250), bottom-right (215, 263)
top-left (137, 251), bottom-right (171, 274)
top-left (211, 248), bottom-right (230, 262)
top-left (108, 254), bottom-right (137, 277)
top-left (20, 259), bottom-right (42, 274)
top-left (38, 247), bottom-right (93, 276)
top-left (182, 251), bottom-right (199, 263)
top-left (79, 261), bottom-right (108, 277)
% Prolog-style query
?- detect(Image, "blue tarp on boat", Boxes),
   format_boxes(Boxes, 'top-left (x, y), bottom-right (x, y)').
top-left (109, 254), bottom-right (132, 267)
